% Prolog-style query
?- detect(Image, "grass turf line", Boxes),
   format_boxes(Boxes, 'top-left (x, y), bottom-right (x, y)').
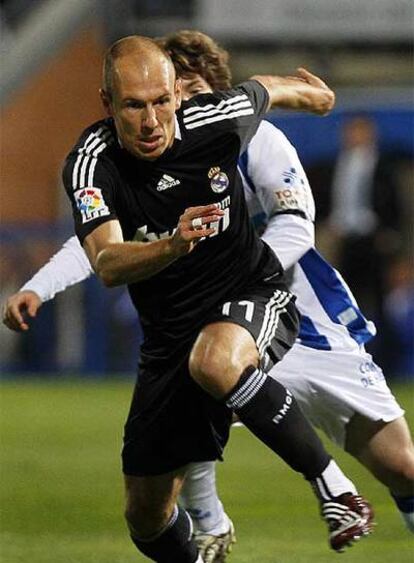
top-left (0, 379), bottom-right (413, 562)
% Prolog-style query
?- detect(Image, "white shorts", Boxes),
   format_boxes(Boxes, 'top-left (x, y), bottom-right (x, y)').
top-left (270, 343), bottom-right (405, 448)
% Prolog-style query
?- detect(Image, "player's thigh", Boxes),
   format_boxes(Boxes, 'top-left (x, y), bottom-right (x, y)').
top-left (346, 414), bottom-right (414, 483)
top-left (124, 466), bottom-right (187, 534)
top-left (190, 283), bottom-right (298, 383)
top-left (123, 367), bottom-right (231, 476)
top-left (270, 345), bottom-right (406, 448)
top-left (268, 344), bottom-right (351, 446)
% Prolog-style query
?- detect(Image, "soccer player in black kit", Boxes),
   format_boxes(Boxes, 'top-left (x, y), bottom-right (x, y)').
top-left (63, 36), bottom-right (373, 562)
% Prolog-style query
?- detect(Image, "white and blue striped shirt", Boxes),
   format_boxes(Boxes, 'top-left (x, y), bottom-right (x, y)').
top-left (239, 120), bottom-right (376, 352)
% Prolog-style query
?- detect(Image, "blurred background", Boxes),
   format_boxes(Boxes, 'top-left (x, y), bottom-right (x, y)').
top-left (0, 0), bottom-right (413, 379)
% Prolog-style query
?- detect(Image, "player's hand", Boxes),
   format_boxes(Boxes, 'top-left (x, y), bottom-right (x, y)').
top-left (295, 67), bottom-right (335, 115)
top-left (170, 203), bottom-right (225, 256)
top-left (2, 290), bottom-right (42, 332)
top-left (258, 68), bottom-right (335, 116)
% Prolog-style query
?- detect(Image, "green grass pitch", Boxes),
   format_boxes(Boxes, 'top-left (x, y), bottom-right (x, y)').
top-left (0, 379), bottom-right (413, 562)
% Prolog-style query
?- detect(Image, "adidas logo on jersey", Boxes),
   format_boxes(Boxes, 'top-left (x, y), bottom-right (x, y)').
top-left (156, 174), bottom-right (180, 191)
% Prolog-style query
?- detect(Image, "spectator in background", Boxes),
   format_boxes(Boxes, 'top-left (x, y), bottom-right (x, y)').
top-left (0, 246), bottom-right (22, 370)
top-left (309, 115), bottom-right (403, 322)
top-left (0, 240), bottom-right (57, 373)
top-left (383, 257), bottom-right (414, 378)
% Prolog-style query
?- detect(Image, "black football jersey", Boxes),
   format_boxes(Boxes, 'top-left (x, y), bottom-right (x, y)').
top-left (63, 80), bottom-right (283, 355)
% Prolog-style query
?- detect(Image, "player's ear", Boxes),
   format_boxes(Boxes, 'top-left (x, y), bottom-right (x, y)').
top-left (174, 79), bottom-right (182, 110)
top-left (100, 88), bottom-right (113, 116)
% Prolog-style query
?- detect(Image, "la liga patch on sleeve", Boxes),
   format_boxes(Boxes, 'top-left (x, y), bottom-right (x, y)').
top-left (74, 187), bottom-right (110, 223)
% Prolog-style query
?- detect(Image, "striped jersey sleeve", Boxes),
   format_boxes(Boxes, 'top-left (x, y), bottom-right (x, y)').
top-left (181, 80), bottom-right (269, 154)
top-left (62, 120), bottom-right (118, 243)
top-left (239, 120), bottom-right (315, 222)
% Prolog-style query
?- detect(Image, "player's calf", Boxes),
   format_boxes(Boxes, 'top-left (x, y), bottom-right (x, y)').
top-left (225, 365), bottom-right (331, 478)
top-left (225, 365), bottom-right (375, 551)
top-left (346, 415), bottom-right (414, 534)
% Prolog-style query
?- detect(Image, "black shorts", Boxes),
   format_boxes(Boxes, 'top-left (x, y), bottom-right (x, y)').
top-left (122, 278), bottom-right (299, 476)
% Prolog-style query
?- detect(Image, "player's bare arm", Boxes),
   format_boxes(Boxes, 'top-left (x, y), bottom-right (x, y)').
top-left (2, 290), bottom-right (42, 332)
top-left (251, 67), bottom-right (335, 115)
top-left (84, 204), bottom-right (224, 286)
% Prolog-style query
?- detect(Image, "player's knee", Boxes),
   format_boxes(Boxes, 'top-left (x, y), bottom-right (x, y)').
top-left (189, 346), bottom-right (221, 381)
top-left (124, 496), bottom-right (170, 538)
top-left (189, 349), bottom-right (224, 395)
top-left (382, 446), bottom-right (414, 487)
top-left (189, 345), bottom-right (245, 398)
top-left (399, 446), bottom-right (414, 482)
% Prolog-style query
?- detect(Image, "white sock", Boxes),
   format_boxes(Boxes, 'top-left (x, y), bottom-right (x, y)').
top-left (313, 459), bottom-right (357, 501)
top-left (180, 461), bottom-right (230, 535)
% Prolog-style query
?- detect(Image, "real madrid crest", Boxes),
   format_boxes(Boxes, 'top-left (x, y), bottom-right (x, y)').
top-left (208, 166), bottom-right (229, 194)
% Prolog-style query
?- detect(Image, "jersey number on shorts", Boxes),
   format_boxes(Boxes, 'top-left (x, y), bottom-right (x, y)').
top-left (222, 300), bottom-right (255, 322)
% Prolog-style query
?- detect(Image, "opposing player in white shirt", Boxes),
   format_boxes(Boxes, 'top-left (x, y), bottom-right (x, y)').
top-left (178, 114), bottom-right (413, 560)
top-left (3, 30), bottom-right (413, 562)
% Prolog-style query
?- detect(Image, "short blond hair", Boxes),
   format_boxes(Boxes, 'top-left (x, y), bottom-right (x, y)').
top-left (103, 35), bottom-right (175, 98)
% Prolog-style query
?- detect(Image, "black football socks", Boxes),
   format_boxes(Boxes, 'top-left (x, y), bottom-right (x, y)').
top-left (225, 366), bottom-right (331, 479)
top-left (131, 505), bottom-right (200, 563)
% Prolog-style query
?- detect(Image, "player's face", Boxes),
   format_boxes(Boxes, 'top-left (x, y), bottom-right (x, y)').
top-left (343, 118), bottom-right (376, 149)
top-left (180, 74), bottom-right (213, 101)
top-left (103, 55), bottom-right (182, 161)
